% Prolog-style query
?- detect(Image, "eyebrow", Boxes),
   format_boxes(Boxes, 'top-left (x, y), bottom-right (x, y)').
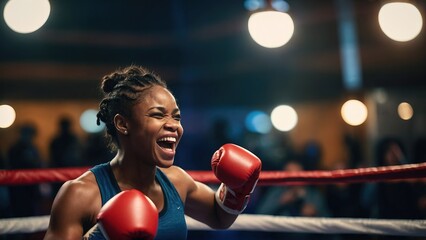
top-left (148, 106), bottom-right (180, 114)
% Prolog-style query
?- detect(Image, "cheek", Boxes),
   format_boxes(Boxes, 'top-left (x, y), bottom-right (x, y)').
top-left (179, 124), bottom-right (184, 136)
top-left (133, 122), bottom-right (155, 141)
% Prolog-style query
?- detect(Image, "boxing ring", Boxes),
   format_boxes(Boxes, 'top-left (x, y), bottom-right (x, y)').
top-left (1, 163), bottom-right (426, 236)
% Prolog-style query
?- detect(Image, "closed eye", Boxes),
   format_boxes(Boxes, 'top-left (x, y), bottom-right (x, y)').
top-left (151, 112), bottom-right (164, 119)
top-left (173, 114), bottom-right (181, 121)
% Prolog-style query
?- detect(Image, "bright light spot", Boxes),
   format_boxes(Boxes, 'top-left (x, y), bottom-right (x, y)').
top-left (378, 2), bottom-right (423, 42)
top-left (0, 105), bottom-right (16, 128)
top-left (248, 11), bottom-right (294, 48)
top-left (341, 100), bottom-right (368, 126)
top-left (270, 105), bottom-right (298, 132)
top-left (3, 0), bottom-right (51, 34)
top-left (245, 110), bottom-right (272, 134)
top-left (398, 102), bottom-right (413, 120)
top-left (80, 109), bottom-right (105, 133)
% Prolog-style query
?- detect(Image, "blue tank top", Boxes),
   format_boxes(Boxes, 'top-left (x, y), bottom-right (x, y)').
top-left (87, 162), bottom-right (187, 240)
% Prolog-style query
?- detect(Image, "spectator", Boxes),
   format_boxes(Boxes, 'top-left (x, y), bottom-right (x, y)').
top-left (362, 137), bottom-right (418, 240)
top-left (7, 124), bottom-right (42, 218)
top-left (0, 151), bottom-right (11, 219)
top-left (256, 158), bottom-right (330, 240)
top-left (49, 117), bottom-right (84, 197)
top-left (84, 132), bottom-right (115, 166)
top-left (49, 117), bottom-right (84, 168)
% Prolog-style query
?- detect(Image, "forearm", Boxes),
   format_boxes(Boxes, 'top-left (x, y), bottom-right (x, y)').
top-left (212, 196), bottom-right (238, 229)
top-left (44, 227), bottom-right (83, 240)
top-left (185, 182), bottom-right (237, 229)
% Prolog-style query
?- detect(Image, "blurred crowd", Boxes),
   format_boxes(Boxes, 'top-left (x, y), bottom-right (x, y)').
top-left (0, 117), bottom-right (114, 240)
top-left (1, 117), bottom-right (426, 240)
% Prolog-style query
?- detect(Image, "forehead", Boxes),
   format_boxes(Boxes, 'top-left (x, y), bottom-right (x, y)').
top-left (137, 85), bottom-right (178, 109)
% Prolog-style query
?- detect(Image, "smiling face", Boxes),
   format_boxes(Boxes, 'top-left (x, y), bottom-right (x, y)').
top-left (126, 85), bottom-right (183, 167)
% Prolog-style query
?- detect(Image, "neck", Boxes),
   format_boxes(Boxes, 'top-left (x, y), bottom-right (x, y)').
top-left (110, 149), bottom-right (157, 191)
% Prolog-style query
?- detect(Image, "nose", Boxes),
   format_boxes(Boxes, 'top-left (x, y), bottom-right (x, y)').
top-left (164, 118), bottom-right (180, 131)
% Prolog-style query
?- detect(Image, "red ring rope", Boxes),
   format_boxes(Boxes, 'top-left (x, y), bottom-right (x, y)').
top-left (1, 162), bottom-right (426, 186)
top-left (0, 167), bottom-right (90, 185)
top-left (258, 162), bottom-right (426, 185)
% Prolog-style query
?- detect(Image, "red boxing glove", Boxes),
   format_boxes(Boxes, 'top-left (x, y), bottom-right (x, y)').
top-left (97, 190), bottom-right (158, 240)
top-left (211, 143), bottom-right (262, 215)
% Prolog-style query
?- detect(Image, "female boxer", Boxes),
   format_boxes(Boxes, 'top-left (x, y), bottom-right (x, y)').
top-left (44, 65), bottom-right (261, 239)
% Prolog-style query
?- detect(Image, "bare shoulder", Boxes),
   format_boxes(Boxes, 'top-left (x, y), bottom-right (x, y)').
top-left (49, 171), bottom-right (101, 231)
top-left (159, 165), bottom-right (195, 186)
top-left (159, 166), bottom-right (197, 201)
top-left (58, 171), bottom-right (100, 204)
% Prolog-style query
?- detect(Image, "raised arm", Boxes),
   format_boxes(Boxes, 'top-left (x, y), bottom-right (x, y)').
top-left (184, 143), bottom-right (262, 229)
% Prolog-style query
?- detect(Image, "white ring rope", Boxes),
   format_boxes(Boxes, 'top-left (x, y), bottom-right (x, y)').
top-left (0, 215), bottom-right (50, 235)
top-left (188, 215), bottom-right (426, 236)
top-left (1, 214), bottom-right (425, 236)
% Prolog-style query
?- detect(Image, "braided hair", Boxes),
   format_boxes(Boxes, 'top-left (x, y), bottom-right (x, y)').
top-left (96, 65), bottom-right (167, 151)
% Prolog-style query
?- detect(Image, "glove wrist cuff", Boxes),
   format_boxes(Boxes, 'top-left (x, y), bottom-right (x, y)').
top-left (215, 183), bottom-right (249, 215)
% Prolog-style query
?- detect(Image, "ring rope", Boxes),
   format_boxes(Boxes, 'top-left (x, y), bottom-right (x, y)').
top-left (0, 216), bottom-right (49, 235)
top-left (0, 167), bottom-right (90, 185)
top-left (1, 163), bottom-right (426, 236)
top-left (1, 214), bottom-right (425, 236)
top-left (1, 162), bottom-right (426, 186)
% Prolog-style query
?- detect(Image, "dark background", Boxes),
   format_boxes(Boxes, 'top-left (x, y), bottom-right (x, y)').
top-left (1, 0), bottom-right (425, 105)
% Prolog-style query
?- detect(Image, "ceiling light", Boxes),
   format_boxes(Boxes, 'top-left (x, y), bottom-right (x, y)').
top-left (247, 0), bottom-right (294, 48)
top-left (378, 2), bottom-right (423, 42)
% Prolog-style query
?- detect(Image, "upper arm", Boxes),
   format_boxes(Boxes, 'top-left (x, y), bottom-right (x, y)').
top-left (185, 180), bottom-right (217, 224)
top-left (44, 179), bottom-right (100, 240)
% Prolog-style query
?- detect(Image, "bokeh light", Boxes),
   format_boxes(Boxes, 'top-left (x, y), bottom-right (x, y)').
top-left (248, 10), bottom-right (294, 48)
top-left (80, 109), bottom-right (105, 133)
top-left (398, 102), bottom-right (413, 120)
top-left (270, 105), bottom-right (298, 132)
top-left (244, 0), bottom-right (265, 11)
top-left (245, 110), bottom-right (272, 134)
top-left (341, 99), bottom-right (368, 126)
top-left (271, 0), bottom-right (290, 12)
top-left (244, 0), bottom-right (289, 13)
top-left (3, 0), bottom-right (51, 34)
top-left (0, 104), bottom-right (16, 128)
top-left (373, 88), bottom-right (388, 104)
top-left (378, 2), bottom-right (423, 42)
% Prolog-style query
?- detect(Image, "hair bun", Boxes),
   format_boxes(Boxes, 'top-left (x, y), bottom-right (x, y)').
top-left (101, 73), bottom-right (125, 93)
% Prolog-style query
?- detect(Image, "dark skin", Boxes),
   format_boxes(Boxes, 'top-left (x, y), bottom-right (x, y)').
top-left (44, 86), bottom-right (237, 239)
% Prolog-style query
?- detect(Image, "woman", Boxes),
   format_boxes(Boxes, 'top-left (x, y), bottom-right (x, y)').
top-left (44, 65), bottom-right (261, 239)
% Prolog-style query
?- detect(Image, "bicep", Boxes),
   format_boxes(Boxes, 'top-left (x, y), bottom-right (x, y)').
top-left (167, 167), bottom-right (236, 229)
top-left (184, 181), bottom-right (217, 225)
top-left (44, 181), bottom-right (94, 239)
top-left (45, 211), bottom-right (83, 240)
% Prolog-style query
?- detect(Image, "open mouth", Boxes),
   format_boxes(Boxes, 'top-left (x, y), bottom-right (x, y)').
top-left (157, 136), bottom-right (177, 151)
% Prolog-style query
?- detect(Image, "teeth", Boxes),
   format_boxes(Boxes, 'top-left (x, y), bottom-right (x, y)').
top-left (158, 137), bottom-right (176, 143)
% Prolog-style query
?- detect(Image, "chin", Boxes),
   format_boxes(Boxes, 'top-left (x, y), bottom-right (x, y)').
top-left (157, 159), bottom-right (175, 168)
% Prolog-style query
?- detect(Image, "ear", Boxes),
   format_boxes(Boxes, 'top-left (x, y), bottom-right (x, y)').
top-left (113, 114), bottom-right (128, 135)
